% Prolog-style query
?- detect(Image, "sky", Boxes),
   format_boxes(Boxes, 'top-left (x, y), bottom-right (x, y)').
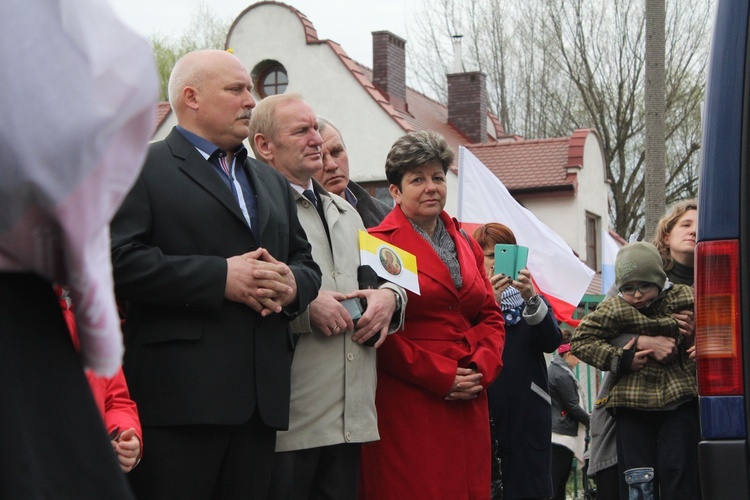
top-left (107, 0), bottom-right (421, 67)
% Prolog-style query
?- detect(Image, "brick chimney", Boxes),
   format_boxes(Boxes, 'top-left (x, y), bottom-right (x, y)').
top-left (372, 31), bottom-right (407, 112)
top-left (447, 72), bottom-right (487, 143)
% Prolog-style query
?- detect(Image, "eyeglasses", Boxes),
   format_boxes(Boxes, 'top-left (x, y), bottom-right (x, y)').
top-left (619, 282), bottom-right (656, 296)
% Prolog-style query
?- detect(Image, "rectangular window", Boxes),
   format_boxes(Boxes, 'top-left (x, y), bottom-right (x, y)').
top-left (360, 181), bottom-right (394, 208)
top-left (586, 213), bottom-right (599, 270)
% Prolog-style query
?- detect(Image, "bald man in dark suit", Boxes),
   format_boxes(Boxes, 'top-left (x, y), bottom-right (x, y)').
top-left (110, 50), bottom-right (321, 499)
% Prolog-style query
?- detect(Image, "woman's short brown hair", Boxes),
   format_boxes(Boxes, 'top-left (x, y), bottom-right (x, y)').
top-left (651, 199), bottom-right (697, 270)
top-left (385, 131), bottom-right (454, 187)
top-left (472, 223), bottom-right (517, 249)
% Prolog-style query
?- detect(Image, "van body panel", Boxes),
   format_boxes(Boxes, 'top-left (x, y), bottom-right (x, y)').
top-left (698, 0), bottom-right (750, 496)
top-left (699, 395), bottom-right (746, 439)
top-left (698, 0), bottom-right (746, 241)
top-left (699, 440), bottom-right (750, 499)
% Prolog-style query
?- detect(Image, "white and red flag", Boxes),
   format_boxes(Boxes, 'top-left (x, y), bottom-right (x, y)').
top-left (457, 147), bottom-right (594, 325)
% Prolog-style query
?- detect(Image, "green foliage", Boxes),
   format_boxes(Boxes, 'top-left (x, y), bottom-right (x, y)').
top-left (150, 36), bottom-right (182, 102)
top-left (148, 2), bottom-right (230, 101)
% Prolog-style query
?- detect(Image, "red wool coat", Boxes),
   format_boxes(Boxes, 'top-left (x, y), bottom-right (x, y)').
top-left (360, 207), bottom-right (506, 500)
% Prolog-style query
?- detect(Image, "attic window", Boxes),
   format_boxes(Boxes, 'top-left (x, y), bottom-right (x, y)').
top-left (257, 63), bottom-right (288, 98)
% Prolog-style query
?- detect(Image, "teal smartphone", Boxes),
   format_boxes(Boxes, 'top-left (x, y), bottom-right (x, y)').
top-left (494, 244), bottom-right (529, 279)
top-left (515, 245), bottom-right (529, 277)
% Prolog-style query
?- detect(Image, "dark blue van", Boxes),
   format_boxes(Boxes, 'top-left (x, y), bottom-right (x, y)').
top-left (696, 0), bottom-right (750, 497)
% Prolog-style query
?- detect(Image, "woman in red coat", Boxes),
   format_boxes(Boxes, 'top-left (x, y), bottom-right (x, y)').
top-left (360, 131), bottom-right (506, 499)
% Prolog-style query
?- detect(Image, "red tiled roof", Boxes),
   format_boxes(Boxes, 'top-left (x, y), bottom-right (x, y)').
top-left (155, 102), bottom-right (171, 134)
top-left (229, 2), bottom-right (507, 148)
top-left (464, 129), bottom-right (598, 193)
top-left (356, 65), bottom-right (487, 151)
top-left (467, 137), bottom-right (572, 192)
top-left (158, 1), bottom-right (508, 150)
top-left (488, 114), bottom-right (506, 140)
top-left (170, 0), bottom-right (595, 199)
top-left (327, 43), bottom-right (414, 133)
top-left (222, 8), bottom-right (602, 199)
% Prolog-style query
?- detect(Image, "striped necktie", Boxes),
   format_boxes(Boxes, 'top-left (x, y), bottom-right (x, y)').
top-left (218, 155), bottom-right (251, 228)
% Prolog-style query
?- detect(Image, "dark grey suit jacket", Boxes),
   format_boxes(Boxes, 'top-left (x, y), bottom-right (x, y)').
top-left (347, 180), bottom-right (392, 229)
top-left (111, 128), bottom-right (321, 430)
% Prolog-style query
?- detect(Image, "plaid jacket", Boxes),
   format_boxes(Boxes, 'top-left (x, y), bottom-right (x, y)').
top-left (571, 284), bottom-right (696, 410)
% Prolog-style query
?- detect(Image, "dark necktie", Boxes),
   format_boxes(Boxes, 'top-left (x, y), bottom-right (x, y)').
top-left (303, 188), bottom-right (331, 249)
top-left (302, 189), bottom-right (317, 207)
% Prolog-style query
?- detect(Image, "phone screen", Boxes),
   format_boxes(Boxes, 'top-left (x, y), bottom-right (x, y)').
top-left (340, 297), bottom-right (363, 323)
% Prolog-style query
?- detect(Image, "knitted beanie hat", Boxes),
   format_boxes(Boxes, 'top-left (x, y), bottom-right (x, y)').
top-left (615, 241), bottom-right (667, 290)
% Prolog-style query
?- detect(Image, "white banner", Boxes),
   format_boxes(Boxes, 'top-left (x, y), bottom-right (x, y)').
top-left (457, 146), bottom-right (594, 322)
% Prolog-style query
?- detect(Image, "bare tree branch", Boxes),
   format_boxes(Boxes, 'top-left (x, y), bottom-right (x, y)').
top-left (408, 0), bottom-right (713, 237)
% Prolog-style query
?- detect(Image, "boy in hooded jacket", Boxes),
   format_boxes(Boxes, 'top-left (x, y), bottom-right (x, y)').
top-left (571, 242), bottom-right (699, 500)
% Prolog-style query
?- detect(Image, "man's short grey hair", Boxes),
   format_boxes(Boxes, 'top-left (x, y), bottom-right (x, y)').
top-left (385, 130), bottom-right (455, 187)
top-left (248, 92), bottom-right (305, 157)
top-left (317, 116), bottom-right (345, 148)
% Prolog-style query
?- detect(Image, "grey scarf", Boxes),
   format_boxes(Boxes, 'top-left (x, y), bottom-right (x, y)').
top-left (410, 217), bottom-right (462, 289)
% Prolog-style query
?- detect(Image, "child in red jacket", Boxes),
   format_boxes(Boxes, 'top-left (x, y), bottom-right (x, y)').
top-left (55, 285), bottom-right (142, 472)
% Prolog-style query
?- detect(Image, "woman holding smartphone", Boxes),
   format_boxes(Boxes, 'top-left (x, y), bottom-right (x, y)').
top-left (473, 223), bottom-right (562, 499)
